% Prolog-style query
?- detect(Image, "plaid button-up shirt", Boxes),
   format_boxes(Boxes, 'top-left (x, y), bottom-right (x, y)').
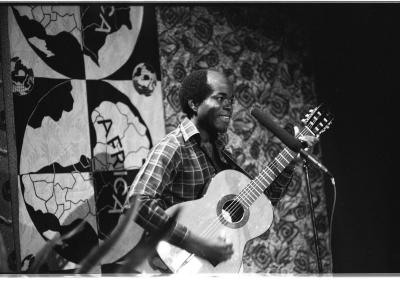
top-left (129, 118), bottom-right (293, 244)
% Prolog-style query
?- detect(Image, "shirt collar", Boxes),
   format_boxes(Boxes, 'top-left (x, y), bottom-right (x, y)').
top-left (180, 117), bottom-right (200, 143)
top-left (179, 117), bottom-right (228, 149)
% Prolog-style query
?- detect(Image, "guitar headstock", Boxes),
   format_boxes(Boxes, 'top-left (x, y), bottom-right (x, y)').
top-left (301, 104), bottom-right (333, 137)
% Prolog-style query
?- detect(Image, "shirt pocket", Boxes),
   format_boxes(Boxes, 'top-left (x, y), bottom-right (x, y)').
top-left (179, 152), bottom-right (213, 198)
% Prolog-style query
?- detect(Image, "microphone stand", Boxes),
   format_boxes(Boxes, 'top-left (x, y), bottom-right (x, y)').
top-left (302, 157), bottom-right (323, 274)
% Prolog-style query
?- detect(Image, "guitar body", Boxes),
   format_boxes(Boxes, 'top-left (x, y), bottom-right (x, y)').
top-left (156, 169), bottom-right (274, 273)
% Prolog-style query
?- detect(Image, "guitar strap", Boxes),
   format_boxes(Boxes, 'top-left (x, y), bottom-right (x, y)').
top-left (220, 149), bottom-right (254, 180)
top-left (198, 141), bottom-right (253, 180)
top-left (198, 143), bottom-right (222, 172)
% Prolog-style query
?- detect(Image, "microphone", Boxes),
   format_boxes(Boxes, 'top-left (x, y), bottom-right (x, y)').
top-left (250, 106), bottom-right (302, 152)
top-left (250, 106), bottom-right (332, 176)
top-left (298, 150), bottom-right (332, 177)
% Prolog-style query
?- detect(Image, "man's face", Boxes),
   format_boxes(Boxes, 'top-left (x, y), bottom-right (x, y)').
top-left (196, 72), bottom-right (234, 134)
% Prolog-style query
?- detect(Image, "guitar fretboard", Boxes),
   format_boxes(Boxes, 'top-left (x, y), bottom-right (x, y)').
top-left (236, 126), bottom-right (315, 208)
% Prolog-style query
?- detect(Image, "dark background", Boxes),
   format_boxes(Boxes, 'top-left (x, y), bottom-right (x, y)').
top-left (304, 4), bottom-right (399, 273)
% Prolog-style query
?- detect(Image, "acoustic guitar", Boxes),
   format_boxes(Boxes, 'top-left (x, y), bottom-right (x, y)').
top-left (155, 104), bottom-right (333, 273)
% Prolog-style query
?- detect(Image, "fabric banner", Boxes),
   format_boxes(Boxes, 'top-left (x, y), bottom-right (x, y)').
top-left (157, 6), bottom-right (332, 273)
top-left (8, 5), bottom-right (164, 272)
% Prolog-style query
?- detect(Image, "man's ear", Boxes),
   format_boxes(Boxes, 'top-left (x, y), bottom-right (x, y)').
top-left (188, 100), bottom-right (197, 113)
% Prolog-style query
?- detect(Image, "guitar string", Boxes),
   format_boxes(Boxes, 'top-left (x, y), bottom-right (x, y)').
top-left (198, 124), bottom-right (318, 242)
top-left (226, 126), bottom-right (314, 212)
top-left (175, 123), bottom-right (320, 270)
top-left (220, 131), bottom-right (302, 212)
top-left (195, 141), bottom-right (305, 250)
top-left (218, 127), bottom-right (315, 222)
top-left (216, 139), bottom-right (300, 217)
top-left (174, 117), bottom-right (323, 270)
top-left (210, 126), bottom-right (317, 234)
top-left (195, 128), bottom-right (308, 243)
top-left (196, 147), bottom-right (297, 242)
top-left (181, 153), bottom-right (294, 271)
top-left (197, 140), bottom-right (300, 239)
top-left (232, 149), bottom-right (294, 208)
top-left (174, 148), bottom-right (298, 272)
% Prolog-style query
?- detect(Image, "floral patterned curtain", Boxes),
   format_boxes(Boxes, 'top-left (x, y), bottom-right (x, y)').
top-left (156, 5), bottom-right (332, 273)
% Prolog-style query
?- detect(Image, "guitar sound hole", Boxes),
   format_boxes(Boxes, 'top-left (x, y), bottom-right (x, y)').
top-left (222, 200), bottom-right (244, 223)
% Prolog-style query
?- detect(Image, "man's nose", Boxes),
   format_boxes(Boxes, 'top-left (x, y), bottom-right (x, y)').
top-left (222, 99), bottom-right (233, 110)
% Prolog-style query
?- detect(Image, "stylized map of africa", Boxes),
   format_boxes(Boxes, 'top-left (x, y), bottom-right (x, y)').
top-left (91, 101), bottom-right (151, 170)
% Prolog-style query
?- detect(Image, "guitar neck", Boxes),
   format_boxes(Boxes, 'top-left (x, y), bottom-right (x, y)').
top-left (237, 126), bottom-right (314, 208)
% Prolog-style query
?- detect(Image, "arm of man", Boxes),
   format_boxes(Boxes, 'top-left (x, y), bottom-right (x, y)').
top-left (265, 124), bottom-right (319, 205)
top-left (129, 137), bottom-right (187, 244)
top-left (264, 163), bottom-right (294, 206)
top-left (129, 137), bottom-right (232, 266)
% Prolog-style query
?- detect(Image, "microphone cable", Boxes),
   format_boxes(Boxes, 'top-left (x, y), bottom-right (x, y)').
top-left (327, 174), bottom-right (337, 272)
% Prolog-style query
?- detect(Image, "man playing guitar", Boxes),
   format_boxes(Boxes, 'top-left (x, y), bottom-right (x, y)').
top-left (128, 69), bottom-right (317, 273)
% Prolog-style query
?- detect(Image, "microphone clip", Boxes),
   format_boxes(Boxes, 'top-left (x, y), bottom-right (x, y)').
top-left (299, 149), bottom-right (333, 178)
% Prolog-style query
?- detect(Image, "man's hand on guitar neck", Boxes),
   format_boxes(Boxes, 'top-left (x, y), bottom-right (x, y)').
top-left (180, 231), bottom-right (233, 267)
top-left (294, 125), bottom-right (319, 150)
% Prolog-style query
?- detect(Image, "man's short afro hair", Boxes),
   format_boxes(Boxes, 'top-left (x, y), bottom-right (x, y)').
top-left (179, 69), bottom-right (213, 118)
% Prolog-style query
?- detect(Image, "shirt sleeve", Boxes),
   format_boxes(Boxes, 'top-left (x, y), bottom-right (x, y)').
top-left (264, 122), bottom-right (296, 206)
top-left (129, 138), bottom-right (188, 245)
top-left (264, 162), bottom-right (294, 206)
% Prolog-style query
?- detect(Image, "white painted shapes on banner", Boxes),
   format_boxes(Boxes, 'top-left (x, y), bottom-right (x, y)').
top-left (19, 80), bottom-right (91, 174)
top-left (17, 175), bottom-right (100, 272)
top-left (8, 6), bottom-right (82, 80)
top-left (105, 80), bottom-right (165, 145)
top-left (83, 6), bottom-right (144, 79)
top-left (91, 100), bottom-right (151, 171)
top-left (20, 173), bottom-right (97, 233)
